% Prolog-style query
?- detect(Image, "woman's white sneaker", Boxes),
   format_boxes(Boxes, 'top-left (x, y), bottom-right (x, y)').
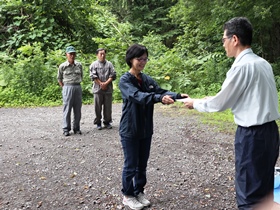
top-left (136, 192), bottom-right (151, 206)
top-left (122, 196), bottom-right (144, 210)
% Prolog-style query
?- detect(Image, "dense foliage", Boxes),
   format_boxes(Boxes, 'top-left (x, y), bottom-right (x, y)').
top-left (1, 0), bottom-right (280, 107)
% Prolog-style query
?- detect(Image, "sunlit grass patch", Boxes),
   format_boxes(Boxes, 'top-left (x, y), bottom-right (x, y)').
top-left (197, 109), bottom-right (236, 135)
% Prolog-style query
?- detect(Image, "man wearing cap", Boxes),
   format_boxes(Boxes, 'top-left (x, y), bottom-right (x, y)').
top-left (57, 46), bottom-right (83, 136)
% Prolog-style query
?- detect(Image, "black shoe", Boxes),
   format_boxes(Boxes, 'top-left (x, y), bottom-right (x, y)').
top-left (104, 123), bottom-right (112, 129)
top-left (74, 130), bottom-right (82, 134)
top-left (63, 131), bottom-right (70, 136)
top-left (97, 124), bottom-right (102, 130)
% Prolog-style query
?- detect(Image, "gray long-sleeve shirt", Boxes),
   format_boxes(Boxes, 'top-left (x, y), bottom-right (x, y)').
top-left (89, 60), bottom-right (116, 94)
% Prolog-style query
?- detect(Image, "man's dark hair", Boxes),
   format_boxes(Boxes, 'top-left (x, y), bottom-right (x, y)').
top-left (96, 48), bottom-right (106, 54)
top-left (125, 44), bottom-right (149, 68)
top-left (223, 17), bottom-right (253, 46)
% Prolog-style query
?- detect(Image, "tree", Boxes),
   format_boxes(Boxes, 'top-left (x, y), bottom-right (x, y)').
top-left (0, 0), bottom-right (98, 53)
top-left (168, 0), bottom-right (280, 94)
top-left (109, 0), bottom-right (179, 47)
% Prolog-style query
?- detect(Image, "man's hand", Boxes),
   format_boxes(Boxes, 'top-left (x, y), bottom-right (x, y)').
top-left (58, 81), bottom-right (64, 87)
top-left (184, 98), bottom-right (195, 109)
top-left (100, 82), bottom-right (108, 90)
top-left (181, 94), bottom-right (189, 98)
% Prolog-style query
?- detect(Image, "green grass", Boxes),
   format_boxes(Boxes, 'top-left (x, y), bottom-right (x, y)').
top-left (193, 109), bottom-right (236, 135)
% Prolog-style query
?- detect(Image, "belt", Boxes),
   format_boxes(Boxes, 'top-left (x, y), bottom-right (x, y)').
top-left (64, 83), bottom-right (80, 86)
top-left (238, 120), bottom-right (275, 128)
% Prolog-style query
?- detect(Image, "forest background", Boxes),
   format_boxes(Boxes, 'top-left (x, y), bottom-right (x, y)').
top-left (1, 0), bottom-right (280, 111)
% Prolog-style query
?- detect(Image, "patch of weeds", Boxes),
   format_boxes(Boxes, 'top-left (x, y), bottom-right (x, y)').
top-left (173, 102), bottom-right (236, 135)
top-left (199, 110), bottom-right (236, 135)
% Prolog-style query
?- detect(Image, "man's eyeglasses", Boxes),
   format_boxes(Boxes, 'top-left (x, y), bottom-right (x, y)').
top-left (135, 58), bottom-right (149, 62)
top-left (222, 36), bottom-right (232, 44)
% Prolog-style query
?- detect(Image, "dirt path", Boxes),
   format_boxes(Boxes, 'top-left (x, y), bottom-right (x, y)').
top-left (0, 104), bottom-right (279, 210)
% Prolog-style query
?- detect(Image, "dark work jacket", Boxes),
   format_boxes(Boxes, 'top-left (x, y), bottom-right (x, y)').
top-left (119, 72), bottom-right (182, 138)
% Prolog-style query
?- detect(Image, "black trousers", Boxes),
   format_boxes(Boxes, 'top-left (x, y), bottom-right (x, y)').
top-left (235, 121), bottom-right (279, 210)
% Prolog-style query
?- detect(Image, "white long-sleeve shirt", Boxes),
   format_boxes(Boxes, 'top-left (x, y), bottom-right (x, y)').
top-left (193, 48), bottom-right (280, 127)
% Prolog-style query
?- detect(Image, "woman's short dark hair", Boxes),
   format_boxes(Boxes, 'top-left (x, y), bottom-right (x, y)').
top-left (125, 44), bottom-right (149, 68)
top-left (96, 48), bottom-right (106, 54)
top-left (223, 17), bottom-right (253, 46)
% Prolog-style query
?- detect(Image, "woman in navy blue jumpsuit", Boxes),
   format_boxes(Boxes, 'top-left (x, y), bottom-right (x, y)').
top-left (119, 43), bottom-right (188, 210)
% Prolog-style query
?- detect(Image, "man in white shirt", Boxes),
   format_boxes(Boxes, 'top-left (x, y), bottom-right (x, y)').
top-left (184, 17), bottom-right (280, 209)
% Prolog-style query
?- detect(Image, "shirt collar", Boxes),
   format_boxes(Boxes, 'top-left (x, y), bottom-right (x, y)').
top-left (232, 48), bottom-right (253, 66)
top-left (66, 60), bottom-right (77, 66)
top-left (98, 60), bottom-right (106, 64)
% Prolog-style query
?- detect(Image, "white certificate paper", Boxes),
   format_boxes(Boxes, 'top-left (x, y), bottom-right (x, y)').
top-left (176, 98), bottom-right (189, 102)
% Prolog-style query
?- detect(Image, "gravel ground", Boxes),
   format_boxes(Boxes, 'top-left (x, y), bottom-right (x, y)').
top-left (0, 103), bottom-right (279, 210)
